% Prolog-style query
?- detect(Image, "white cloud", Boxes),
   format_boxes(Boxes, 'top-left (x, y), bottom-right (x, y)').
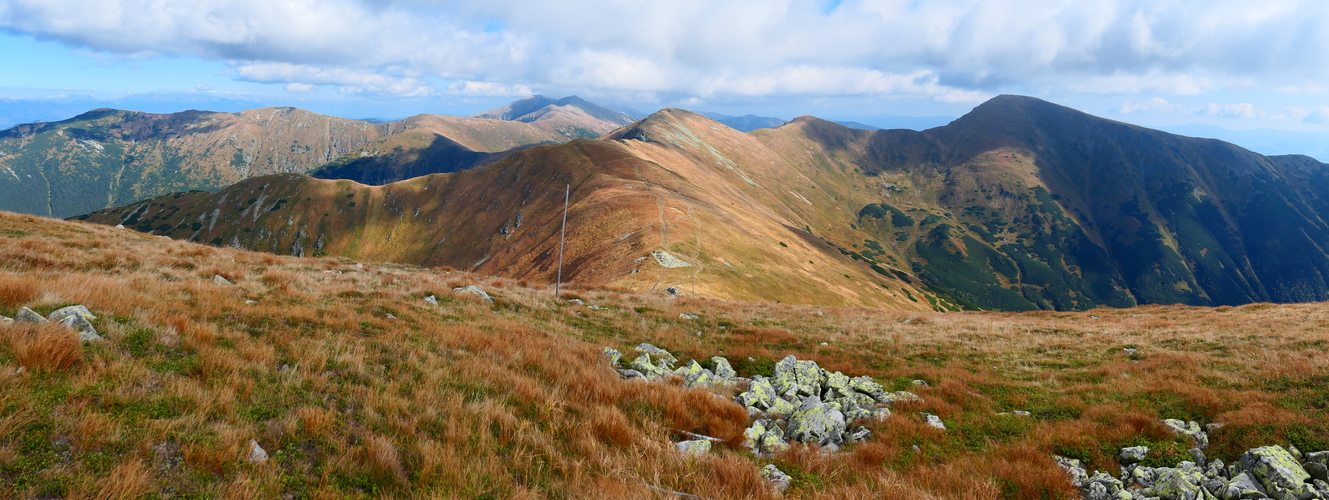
top-left (1121, 97), bottom-right (1184, 114)
top-left (3, 0), bottom-right (1329, 103)
top-left (1200, 102), bottom-right (1260, 120)
top-left (284, 83), bottom-right (313, 93)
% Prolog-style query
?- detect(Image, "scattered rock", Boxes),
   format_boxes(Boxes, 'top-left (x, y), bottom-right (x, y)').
top-left (679, 313), bottom-right (699, 320)
top-left (452, 285), bottom-right (494, 304)
top-left (115, 224), bottom-right (125, 229)
top-left (424, 295), bottom-right (439, 306)
top-left (247, 440), bottom-right (268, 463)
top-left (1163, 419), bottom-right (1209, 449)
top-left (759, 464), bottom-right (792, 493)
top-left (568, 298), bottom-right (584, 305)
top-left (674, 439), bottom-right (711, 456)
top-left (664, 287), bottom-right (680, 295)
top-left (652, 250), bottom-right (692, 268)
top-left (213, 275), bottom-right (233, 285)
top-left (1123, 347), bottom-right (1138, 355)
top-left (1120, 446), bottom-right (1150, 465)
top-left (912, 379), bottom-right (930, 387)
top-left (922, 413), bottom-right (946, 430)
top-left (14, 307), bottom-right (47, 323)
top-left (634, 343), bottom-right (677, 365)
top-left (244, 299), bottom-right (257, 304)
top-left (48, 305), bottom-right (96, 323)
top-left (1240, 445), bottom-right (1313, 497)
top-left (59, 314), bottom-right (102, 342)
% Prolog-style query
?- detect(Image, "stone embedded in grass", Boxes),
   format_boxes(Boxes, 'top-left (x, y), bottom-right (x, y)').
top-left (1120, 446), bottom-right (1150, 465)
top-left (14, 307), bottom-right (47, 323)
top-left (759, 464), bottom-right (791, 493)
top-left (0, 315), bottom-right (11, 325)
top-left (679, 313), bottom-right (699, 320)
top-left (1163, 418), bottom-right (1209, 449)
top-left (674, 360), bottom-right (714, 387)
top-left (59, 314), bottom-right (102, 342)
top-left (247, 440), bottom-right (268, 463)
top-left (674, 439), bottom-right (711, 456)
top-left (629, 353), bottom-right (670, 380)
top-left (711, 356), bottom-right (736, 379)
top-left (48, 305), bottom-right (96, 323)
top-left (213, 274), bottom-right (233, 285)
top-left (452, 285), bottom-right (494, 304)
top-left (602, 347), bottom-right (623, 366)
top-left (922, 413), bottom-right (946, 430)
top-left (424, 295), bottom-right (439, 306)
top-left (633, 343), bottom-right (677, 366)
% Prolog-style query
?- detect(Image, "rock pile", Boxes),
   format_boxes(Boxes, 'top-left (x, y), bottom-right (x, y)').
top-left (2, 305), bottom-right (102, 341)
top-left (1058, 421), bottom-right (1329, 500)
top-left (601, 344), bottom-right (925, 455)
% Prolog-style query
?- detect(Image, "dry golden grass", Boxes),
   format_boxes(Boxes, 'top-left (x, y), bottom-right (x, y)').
top-left (1, 211), bottom-right (1328, 498)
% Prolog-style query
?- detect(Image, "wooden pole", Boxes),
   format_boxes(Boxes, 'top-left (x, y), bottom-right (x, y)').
top-left (555, 184), bottom-right (569, 299)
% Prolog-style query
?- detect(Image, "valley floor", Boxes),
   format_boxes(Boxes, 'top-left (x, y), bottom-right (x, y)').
top-left (1, 211), bottom-right (1327, 499)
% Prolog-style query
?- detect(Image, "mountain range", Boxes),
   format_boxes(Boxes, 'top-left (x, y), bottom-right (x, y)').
top-left (0, 96), bottom-right (627, 218)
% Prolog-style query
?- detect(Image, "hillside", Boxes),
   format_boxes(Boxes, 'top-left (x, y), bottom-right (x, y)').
top-left (5, 211), bottom-right (1329, 498)
top-left (80, 95), bottom-right (1329, 311)
top-left (0, 99), bottom-right (621, 218)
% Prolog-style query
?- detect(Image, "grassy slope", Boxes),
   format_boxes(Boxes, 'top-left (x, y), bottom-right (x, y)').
top-left (4, 212), bottom-right (1329, 498)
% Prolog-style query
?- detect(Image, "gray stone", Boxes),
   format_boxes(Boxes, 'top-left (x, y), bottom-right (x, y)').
top-left (673, 360), bottom-right (715, 387)
top-left (1121, 446), bottom-right (1151, 465)
top-left (711, 357), bottom-right (736, 380)
top-left (912, 379), bottom-right (930, 387)
top-left (616, 369), bottom-right (646, 380)
top-left (848, 426), bottom-right (872, 443)
top-left (213, 275), bottom-right (233, 286)
top-left (922, 413), bottom-right (946, 430)
top-left (1305, 462), bottom-right (1328, 483)
top-left (675, 439), bottom-right (711, 456)
top-left (1056, 455), bottom-right (1089, 485)
top-left (1083, 471), bottom-right (1129, 500)
top-left (59, 314), bottom-right (102, 342)
top-left (0, 315), bottom-right (10, 325)
top-left (736, 376), bottom-right (780, 411)
top-left (1144, 465), bottom-right (1206, 500)
top-left (1239, 446), bottom-right (1312, 497)
top-left (679, 313), bottom-right (699, 320)
top-left (424, 295), bottom-right (439, 306)
top-left (452, 285), bottom-right (494, 304)
top-left (602, 347), bottom-right (622, 366)
top-left (1164, 419), bottom-right (1210, 449)
top-left (772, 355), bottom-right (826, 399)
top-left (759, 464), bottom-right (791, 493)
top-left (848, 375), bottom-right (890, 402)
top-left (568, 298), bottom-right (584, 305)
top-left (47, 305), bottom-right (96, 323)
top-left (785, 395), bottom-right (847, 447)
top-left (247, 440), bottom-right (268, 463)
top-left (882, 391), bottom-right (924, 406)
top-left (1191, 448), bottom-right (1207, 468)
top-left (633, 343), bottom-right (677, 366)
top-left (1308, 451), bottom-right (1329, 467)
top-left (14, 307), bottom-right (47, 323)
top-left (1225, 472), bottom-right (1268, 499)
top-left (629, 354), bottom-right (670, 380)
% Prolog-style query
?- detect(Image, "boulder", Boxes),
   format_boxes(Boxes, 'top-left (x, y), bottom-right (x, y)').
top-left (1082, 471), bottom-right (1131, 500)
top-left (1306, 462), bottom-right (1329, 482)
top-left (675, 439), bottom-right (711, 456)
top-left (785, 395), bottom-right (847, 447)
top-left (1121, 446), bottom-right (1151, 465)
top-left (922, 413), bottom-right (947, 430)
top-left (452, 285), bottom-right (494, 304)
top-left (736, 376), bottom-right (780, 411)
top-left (772, 355), bottom-right (825, 399)
top-left (673, 360), bottom-right (715, 387)
top-left (14, 307), bottom-right (47, 323)
top-left (633, 343), bottom-right (677, 367)
top-left (629, 354), bottom-right (670, 380)
top-left (59, 314), bottom-right (102, 342)
top-left (602, 347), bottom-right (623, 366)
top-left (759, 464), bottom-right (792, 493)
top-left (1055, 455), bottom-right (1090, 485)
top-left (1307, 451), bottom-right (1329, 467)
top-left (47, 305), bottom-right (96, 323)
top-left (1164, 419), bottom-right (1210, 449)
top-left (711, 356), bottom-right (736, 380)
top-left (1143, 465), bottom-right (1206, 500)
top-left (213, 275), bottom-right (234, 286)
top-left (848, 376), bottom-right (890, 402)
top-left (1223, 472), bottom-right (1268, 499)
top-left (1238, 446), bottom-right (1312, 498)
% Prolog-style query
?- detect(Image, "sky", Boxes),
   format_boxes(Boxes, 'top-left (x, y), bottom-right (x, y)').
top-left (4, 0), bottom-right (1329, 157)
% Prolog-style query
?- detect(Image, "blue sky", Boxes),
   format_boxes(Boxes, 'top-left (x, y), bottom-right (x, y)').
top-left (4, 0), bottom-right (1329, 158)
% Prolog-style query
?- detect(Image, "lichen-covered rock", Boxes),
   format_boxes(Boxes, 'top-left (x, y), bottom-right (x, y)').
top-left (1306, 461), bottom-right (1329, 482)
top-left (674, 360), bottom-right (715, 387)
top-left (1081, 471), bottom-right (1131, 500)
top-left (736, 376), bottom-right (780, 410)
top-left (59, 314), bottom-right (102, 342)
top-left (675, 439), bottom-right (711, 456)
top-left (1223, 472), bottom-right (1267, 499)
top-left (1142, 465), bottom-right (1206, 500)
top-left (922, 413), bottom-right (947, 430)
top-left (629, 353), bottom-right (670, 380)
top-left (452, 285), bottom-right (494, 304)
top-left (882, 391), bottom-right (924, 406)
top-left (633, 343), bottom-right (676, 366)
top-left (1121, 446), bottom-right (1151, 465)
top-left (847, 426), bottom-right (871, 443)
top-left (1238, 446), bottom-right (1312, 497)
top-left (602, 347), bottom-right (622, 366)
top-left (711, 356), bottom-right (736, 380)
top-left (616, 369), bottom-right (646, 380)
top-left (759, 464), bottom-right (792, 493)
top-left (48, 305), bottom-right (96, 323)
top-left (1164, 419), bottom-right (1210, 449)
top-left (14, 307), bottom-right (47, 323)
top-left (772, 355), bottom-right (825, 399)
top-left (1056, 455), bottom-right (1089, 485)
top-left (848, 375), bottom-right (890, 401)
top-left (785, 395), bottom-right (847, 447)
top-left (767, 396), bottom-right (797, 416)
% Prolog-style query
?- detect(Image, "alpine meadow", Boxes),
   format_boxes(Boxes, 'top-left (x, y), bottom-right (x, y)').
top-left (4, 2), bottom-right (1329, 499)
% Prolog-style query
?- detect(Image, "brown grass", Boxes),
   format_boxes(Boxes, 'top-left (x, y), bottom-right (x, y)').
top-left (0, 212), bottom-right (1328, 498)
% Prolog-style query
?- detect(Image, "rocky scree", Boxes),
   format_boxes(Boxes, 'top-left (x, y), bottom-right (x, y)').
top-left (2, 304), bottom-right (103, 342)
top-left (1057, 420), bottom-right (1329, 500)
